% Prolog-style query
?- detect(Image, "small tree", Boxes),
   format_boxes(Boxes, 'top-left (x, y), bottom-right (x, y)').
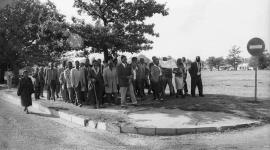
top-left (206, 56), bottom-right (216, 71)
top-left (73, 0), bottom-right (169, 61)
top-left (226, 45), bottom-right (242, 70)
top-left (249, 50), bottom-right (270, 69)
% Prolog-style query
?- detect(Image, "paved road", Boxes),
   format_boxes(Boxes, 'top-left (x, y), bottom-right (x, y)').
top-left (0, 97), bottom-right (270, 150)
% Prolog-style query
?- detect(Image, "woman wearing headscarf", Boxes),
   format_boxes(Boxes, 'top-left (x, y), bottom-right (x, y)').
top-left (17, 70), bottom-right (34, 114)
top-left (173, 58), bottom-right (185, 98)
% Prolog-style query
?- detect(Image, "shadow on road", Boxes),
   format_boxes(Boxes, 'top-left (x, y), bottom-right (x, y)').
top-left (29, 112), bottom-right (58, 118)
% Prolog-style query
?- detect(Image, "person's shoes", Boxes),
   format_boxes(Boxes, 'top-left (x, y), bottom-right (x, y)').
top-left (131, 102), bottom-right (138, 106)
top-left (121, 105), bottom-right (127, 109)
top-left (199, 94), bottom-right (204, 97)
top-left (26, 109), bottom-right (29, 114)
top-left (185, 93), bottom-right (190, 96)
top-left (79, 104), bottom-right (83, 107)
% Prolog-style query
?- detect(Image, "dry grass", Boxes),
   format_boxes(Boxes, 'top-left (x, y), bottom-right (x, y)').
top-left (142, 70), bottom-right (270, 122)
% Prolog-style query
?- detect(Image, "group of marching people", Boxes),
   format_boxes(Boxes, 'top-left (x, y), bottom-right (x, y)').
top-left (17, 54), bottom-right (204, 112)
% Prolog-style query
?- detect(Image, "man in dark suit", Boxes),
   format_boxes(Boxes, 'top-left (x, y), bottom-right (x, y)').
top-left (117, 55), bottom-right (137, 108)
top-left (188, 56), bottom-right (204, 97)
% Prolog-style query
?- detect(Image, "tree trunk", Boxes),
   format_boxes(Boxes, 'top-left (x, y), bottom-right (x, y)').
top-left (103, 48), bottom-right (109, 63)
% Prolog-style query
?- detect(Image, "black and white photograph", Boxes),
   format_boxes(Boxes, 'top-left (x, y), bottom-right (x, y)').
top-left (0, 0), bottom-right (269, 149)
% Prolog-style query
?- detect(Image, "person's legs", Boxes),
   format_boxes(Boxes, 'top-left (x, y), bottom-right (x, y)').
top-left (75, 82), bottom-right (82, 106)
top-left (129, 83), bottom-right (137, 104)
top-left (50, 80), bottom-right (56, 101)
top-left (158, 81), bottom-right (164, 100)
top-left (168, 77), bottom-right (175, 95)
top-left (197, 76), bottom-right (203, 96)
top-left (191, 77), bottom-right (196, 97)
top-left (183, 79), bottom-right (188, 95)
top-left (68, 87), bottom-right (74, 103)
top-left (40, 84), bottom-right (44, 97)
top-left (120, 87), bottom-right (127, 107)
top-left (151, 81), bottom-right (158, 99)
top-left (47, 84), bottom-right (51, 100)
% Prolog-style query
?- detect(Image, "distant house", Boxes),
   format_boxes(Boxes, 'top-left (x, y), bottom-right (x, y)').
top-left (237, 63), bottom-right (252, 70)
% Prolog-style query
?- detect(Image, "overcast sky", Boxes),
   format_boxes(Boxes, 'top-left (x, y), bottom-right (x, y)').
top-left (41, 0), bottom-right (270, 60)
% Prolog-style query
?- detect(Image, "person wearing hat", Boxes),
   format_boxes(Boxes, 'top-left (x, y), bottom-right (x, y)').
top-left (17, 70), bottom-right (34, 114)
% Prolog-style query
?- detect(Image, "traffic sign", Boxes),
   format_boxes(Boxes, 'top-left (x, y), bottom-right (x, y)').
top-left (247, 37), bottom-right (265, 56)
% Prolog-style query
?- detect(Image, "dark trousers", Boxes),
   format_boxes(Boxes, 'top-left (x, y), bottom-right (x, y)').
top-left (56, 82), bottom-right (60, 97)
top-left (137, 78), bottom-right (146, 98)
top-left (47, 80), bottom-right (56, 100)
top-left (151, 80), bottom-right (164, 99)
top-left (74, 82), bottom-right (82, 104)
top-left (40, 83), bottom-right (44, 97)
top-left (191, 76), bottom-right (203, 96)
top-left (105, 93), bottom-right (117, 104)
top-left (183, 77), bottom-right (188, 94)
top-left (61, 84), bottom-right (69, 102)
top-left (67, 87), bottom-right (75, 103)
top-left (163, 77), bottom-right (175, 95)
top-left (92, 83), bottom-right (104, 107)
top-left (34, 86), bottom-right (40, 99)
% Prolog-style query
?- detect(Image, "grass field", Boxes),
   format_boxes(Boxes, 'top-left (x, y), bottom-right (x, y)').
top-left (195, 70), bottom-right (270, 98)
top-left (145, 70), bottom-right (270, 122)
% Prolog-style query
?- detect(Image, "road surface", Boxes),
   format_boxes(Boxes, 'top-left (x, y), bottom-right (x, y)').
top-left (0, 97), bottom-right (269, 150)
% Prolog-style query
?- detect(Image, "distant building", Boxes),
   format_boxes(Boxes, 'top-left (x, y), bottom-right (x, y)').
top-left (237, 63), bottom-right (253, 70)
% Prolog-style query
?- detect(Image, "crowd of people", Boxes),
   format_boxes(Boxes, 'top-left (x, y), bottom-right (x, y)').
top-left (17, 54), bottom-right (204, 113)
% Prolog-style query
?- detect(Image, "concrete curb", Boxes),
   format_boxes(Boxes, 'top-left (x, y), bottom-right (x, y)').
top-left (0, 90), bottom-right (263, 136)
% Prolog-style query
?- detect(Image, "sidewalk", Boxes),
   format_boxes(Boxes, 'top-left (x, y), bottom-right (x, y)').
top-left (0, 87), bottom-right (263, 136)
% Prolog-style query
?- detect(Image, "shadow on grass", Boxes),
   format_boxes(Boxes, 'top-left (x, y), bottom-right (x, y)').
top-left (137, 94), bottom-right (270, 122)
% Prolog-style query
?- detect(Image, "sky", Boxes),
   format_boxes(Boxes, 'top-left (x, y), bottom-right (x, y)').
top-left (40, 0), bottom-right (270, 61)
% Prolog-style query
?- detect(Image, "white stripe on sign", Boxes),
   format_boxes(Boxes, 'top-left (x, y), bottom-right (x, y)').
top-left (249, 45), bottom-right (263, 49)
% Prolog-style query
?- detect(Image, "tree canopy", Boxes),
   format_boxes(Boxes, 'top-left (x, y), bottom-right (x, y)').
top-left (0, 0), bottom-right (70, 68)
top-left (206, 56), bottom-right (225, 71)
top-left (226, 45), bottom-right (242, 70)
top-left (73, 0), bottom-right (169, 61)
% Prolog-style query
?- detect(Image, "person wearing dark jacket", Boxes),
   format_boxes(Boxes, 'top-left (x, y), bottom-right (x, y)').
top-left (17, 70), bottom-right (34, 114)
top-left (117, 55), bottom-right (137, 108)
top-left (89, 60), bottom-right (105, 108)
top-left (188, 56), bottom-right (204, 97)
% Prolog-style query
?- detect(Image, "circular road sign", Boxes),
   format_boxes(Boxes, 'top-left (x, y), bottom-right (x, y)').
top-left (247, 37), bottom-right (265, 56)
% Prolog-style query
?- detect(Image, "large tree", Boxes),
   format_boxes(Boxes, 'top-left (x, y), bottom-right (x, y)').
top-left (206, 56), bottom-right (225, 71)
top-left (73, 0), bottom-right (169, 61)
top-left (226, 45), bottom-right (242, 70)
top-left (0, 0), bottom-right (69, 68)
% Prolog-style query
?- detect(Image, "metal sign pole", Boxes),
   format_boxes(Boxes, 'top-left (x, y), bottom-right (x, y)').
top-left (255, 64), bottom-right (257, 102)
